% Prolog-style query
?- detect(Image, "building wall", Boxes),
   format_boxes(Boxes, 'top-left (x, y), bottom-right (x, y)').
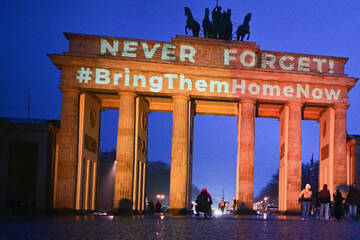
top-left (0, 118), bottom-right (58, 211)
top-left (347, 138), bottom-right (360, 186)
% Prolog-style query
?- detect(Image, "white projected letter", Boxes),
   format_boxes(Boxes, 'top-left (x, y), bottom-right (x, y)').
top-left (164, 74), bottom-right (178, 90)
top-left (324, 89), bottom-right (341, 101)
top-left (162, 44), bottom-right (176, 61)
top-left (141, 42), bottom-right (160, 59)
top-left (263, 84), bottom-right (280, 96)
top-left (224, 49), bottom-right (237, 65)
top-left (113, 73), bottom-right (122, 85)
top-left (100, 39), bottom-right (119, 56)
top-left (261, 53), bottom-right (276, 69)
top-left (180, 45), bottom-right (196, 63)
top-left (298, 57), bottom-right (310, 72)
top-left (122, 41), bottom-right (138, 58)
top-left (232, 79), bottom-right (246, 94)
top-left (180, 74), bottom-right (192, 91)
top-left (133, 75), bottom-right (146, 87)
top-left (283, 86), bottom-right (294, 97)
top-left (149, 76), bottom-right (163, 92)
top-left (279, 55), bottom-right (294, 71)
top-left (195, 80), bottom-right (207, 92)
top-left (240, 51), bottom-right (256, 68)
top-left (210, 81), bottom-right (229, 93)
top-left (95, 68), bottom-right (110, 85)
top-left (312, 88), bottom-right (323, 99)
top-left (313, 58), bottom-right (327, 73)
top-left (248, 83), bottom-right (260, 95)
top-left (297, 84), bottom-right (309, 98)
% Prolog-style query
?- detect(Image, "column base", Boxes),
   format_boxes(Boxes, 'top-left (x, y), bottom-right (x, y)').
top-left (235, 201), bottom-right (256, 215)
top-left (278, 210), bottom-right (301, 216)
top-left (235, 208), bottom-right (256, 215)
top-left (167, 208), bottom-right (190, 215)
top-left (113, 198), bottom-right (133, 215)
top-left (111, 208), bottom-right (133, 215)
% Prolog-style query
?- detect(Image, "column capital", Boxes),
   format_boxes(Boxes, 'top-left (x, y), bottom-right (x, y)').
top-left (286, 101), bottom-right (303, 108)
top-left (172, 94), bottom-right (190, 101)
top-left (332, 104), bottom-right (349, 111)
top-left (58, 86), bottom-right (81, 94)
top-left (240, 99), bottom-right (256, 105)
top-left (118, 91), bottom-right (137, 97)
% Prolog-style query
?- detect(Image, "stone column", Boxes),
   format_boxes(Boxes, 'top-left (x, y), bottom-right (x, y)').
top-left (169, 95), bottom-right (190, 213)
top-left (236, 99), bottom-right (255, 212)
top-left (278, 102), bottom-right (302, 213)
top-left (114, 91), bottom-right (136, 211)
top-left (36, 142), bottom-right (49, 209)
top-left (333, 104), bottom-right (348, 189)
top-left (286, 102), bottom-right (302, 213)
top-left (55, 88), bottom-right (80, 209)
top-left (0, 141), bottom-right (10, 209)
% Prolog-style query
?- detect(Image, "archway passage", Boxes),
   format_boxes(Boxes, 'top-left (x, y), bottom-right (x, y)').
top-left (146, 112), bottom-right (172, 208)
top-left (192, 114), bottom-right (237, 210)
top-left (49, 33), bottom-right (356, 213)
top-left (254, 118), bottom-right (280, 207)
top-left (97, 109), bottom-right (118, 211)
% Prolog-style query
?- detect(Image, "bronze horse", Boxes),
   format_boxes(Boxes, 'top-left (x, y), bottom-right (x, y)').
top-left (202, 8), bottom-right (211, 38)
top-left (185, 7), bottom-right (200, 37)
top-left (202, 7), bottom-right (232, 40)
top-left (236, 13), bottom-right (251, 41)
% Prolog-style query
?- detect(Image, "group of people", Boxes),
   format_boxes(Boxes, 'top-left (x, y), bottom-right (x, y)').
top-left (218, 197), bottom-right (237, 214)
top-left (195, 188), bottom-right (239, 218)
top-left (147, 200), bottom-right (162, 213)
top-left (299, 183), bottom-right (360, 220)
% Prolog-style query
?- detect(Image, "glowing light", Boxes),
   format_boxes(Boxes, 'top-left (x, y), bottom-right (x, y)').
top-left (156, 194), bottom-right (165, 199)
top-left (160, 215), bottom-right (165, 220)
top-left (214, 209), bottom-right (222, 216)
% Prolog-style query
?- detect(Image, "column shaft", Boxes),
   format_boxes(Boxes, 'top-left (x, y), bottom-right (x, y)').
top-left (114, 92), bottom-right (136, 210)
top-left (333, 105), bottom-right (347, 189)
top-left (169, 95), bottom-right (190, 211)
top-left (55, 88), bottom-right (80, 209)
top-left (36, 143), bottom-right (49, 209)
top-left (286, 102), bottom-right (302, 212)
top-left (0, 141), bottom-right (10, 209)
top-left (236, 100), bottom-right (255, 211)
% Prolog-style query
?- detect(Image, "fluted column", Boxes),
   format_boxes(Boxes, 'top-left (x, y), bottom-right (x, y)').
top-left (36, 143), bottom-right (49, 209)
top-left (114, 91), bottom-right (136, 210)
top-left (236, 99), bottom-right (255, 212)
top-left (333, 104), bottom-right (348, 189)
top-left (286, 102), bottom-right (302, 212)
top-left (169, 95), bottom-right (190, 212)
top-left (0, 141), bottom-right (9, 209)
top-left (55, 87), bottom-right (80, 209)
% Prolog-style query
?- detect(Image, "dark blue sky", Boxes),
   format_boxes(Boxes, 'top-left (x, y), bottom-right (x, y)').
top-left (1, 0), bottom-right (359, 202)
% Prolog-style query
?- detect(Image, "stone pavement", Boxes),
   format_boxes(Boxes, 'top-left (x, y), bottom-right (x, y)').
top-left (1, 214), bottom-right (360, 240)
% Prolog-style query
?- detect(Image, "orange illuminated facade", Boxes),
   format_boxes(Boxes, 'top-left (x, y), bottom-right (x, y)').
top-left (48, 33), bottom-right (356, 213)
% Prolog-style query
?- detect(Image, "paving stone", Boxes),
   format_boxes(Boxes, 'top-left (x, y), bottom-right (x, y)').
top-left (1, 215), bottom-right (360, 240)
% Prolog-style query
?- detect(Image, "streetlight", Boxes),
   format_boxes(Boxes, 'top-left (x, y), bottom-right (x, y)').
top-left (156, 194), bottom-right (165, 200)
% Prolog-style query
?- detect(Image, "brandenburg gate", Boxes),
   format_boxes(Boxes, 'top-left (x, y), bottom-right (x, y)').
top-left (49, 33), bottom-right (356, 214)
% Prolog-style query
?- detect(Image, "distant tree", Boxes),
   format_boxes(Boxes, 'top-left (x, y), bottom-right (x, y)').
top-left (192, 185), bottom-right (201, 201)
top-left (97, 149), bottom-right (117, 210)
top-left (98, 152), bottom-right (202, 209)
top-left (255, 160), bottom-right (319, 205)
top-left (146, 161), bottom-right (201, 207)
top-left (301, 160), bottom-right (319, 192)
top-left (100, 149), bottom-right (116, 162)
top-left (146, 161), bottom-right (171, 205)
top-left (254, 172), bottom-right (278, 205)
